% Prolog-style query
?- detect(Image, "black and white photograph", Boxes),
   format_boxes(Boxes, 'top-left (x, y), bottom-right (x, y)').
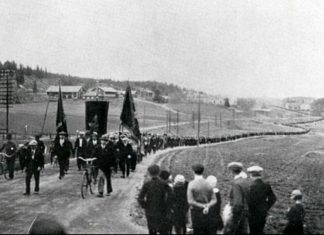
top-left (0, 0), bottom-right (323, 234)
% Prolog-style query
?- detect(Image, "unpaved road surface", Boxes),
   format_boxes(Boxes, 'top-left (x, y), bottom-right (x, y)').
top-left (0, 153), bottom-right (160, 234)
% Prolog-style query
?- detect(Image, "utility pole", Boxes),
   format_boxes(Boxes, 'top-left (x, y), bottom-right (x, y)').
top-left (176, 110), bottom-right (179, 136)
top-left (220, 112), bottom-right (222, 128)
top-left (215, 112), bottom-right (217, 126)
top-left (143, 105), bottom-right (146, 128)
top-left (166, 110), bottom-right (169, 133)
top-left (168, 109), bottom-right (172, 133)
top-left (0, 70), bottom-right (14, 136)
top-left (192, 111), bottom-right (195, 128)
top-left (197, 92), bottom-right (201, 145)
top-left (207, 119), bottom-right (210, 138)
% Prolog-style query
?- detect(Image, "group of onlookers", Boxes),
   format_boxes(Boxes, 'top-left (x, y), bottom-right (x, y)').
top-left (138, 162), bottom-right (306, 234)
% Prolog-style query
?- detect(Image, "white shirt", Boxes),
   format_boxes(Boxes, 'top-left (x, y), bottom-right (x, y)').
top-left (79, 138), bottom-right (83, 147)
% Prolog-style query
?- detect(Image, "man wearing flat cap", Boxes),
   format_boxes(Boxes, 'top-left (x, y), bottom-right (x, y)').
top-left (247, 166), bottom-right (276, 235)
top-left (52, 132), bottom-right (73, 179)
top-left (74, 131), bottom-right (87, 171)
top-left (0, 133), bottom-right (17, 179)
top-left (119, 136), bottom-right (134, 178)
top-left (225, 162), bottom-right (250, 234)
top-left (93, 134), bottom-right (115, 197)
top-left (23, 140), bottom-right (44, 196)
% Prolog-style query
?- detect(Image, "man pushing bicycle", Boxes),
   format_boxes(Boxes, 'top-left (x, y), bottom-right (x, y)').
top-left (0, 133), bottom-right (17, 180)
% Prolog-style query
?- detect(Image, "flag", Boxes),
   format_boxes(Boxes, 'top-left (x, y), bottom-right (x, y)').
top-left (120, 84), bottom-right (141, 141)
top-left (56, 82), bottom-right (67, 134)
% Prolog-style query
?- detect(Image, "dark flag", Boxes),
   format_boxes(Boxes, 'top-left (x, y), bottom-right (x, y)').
top-left (120, 84), bottom-right (141, 142)
top-left (56, 82), bottom-right (67, 134)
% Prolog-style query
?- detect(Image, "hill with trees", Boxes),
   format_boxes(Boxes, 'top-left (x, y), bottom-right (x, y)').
top-left (0, 60), bottom-right (186, 103)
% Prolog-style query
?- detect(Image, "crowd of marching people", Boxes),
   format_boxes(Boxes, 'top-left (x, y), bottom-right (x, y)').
top-left (138, 162), bottom-right (306, 235)
top-left (1, 131), bottom-right (307, 234)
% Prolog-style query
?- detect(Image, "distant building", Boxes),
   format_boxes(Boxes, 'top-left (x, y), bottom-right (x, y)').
top-left (283, 97), bottom-right (314, 111)
top-left (46, 86), bottom-right (83, 100)
top-left (136, 89), bottom-right (154, 100)
top-left (83, 87), bottom-right (119, 100)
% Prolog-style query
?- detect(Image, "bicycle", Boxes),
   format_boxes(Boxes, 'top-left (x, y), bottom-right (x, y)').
top-left (0, 153), bottom-right (10, 180)
top-left (78, 157), bottom-right (97, 199)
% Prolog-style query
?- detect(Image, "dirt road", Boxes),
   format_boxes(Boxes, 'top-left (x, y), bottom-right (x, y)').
top-left (0, 152), bottom-right (162, 234)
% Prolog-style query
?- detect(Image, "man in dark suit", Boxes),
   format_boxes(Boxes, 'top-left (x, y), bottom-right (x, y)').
top-left (225, 162), bottom-right (250, 234)
top-left (94, 134), bottom-right (115, 197)
top-left (23, 140), bottom-right (44, 196)
top-left (74, 131), bottom-right (87, 170)
top-left (247, 166), bottom-right (277, 235)
top-left (138, 164), bottom-right (173, 235)
top-left (119, 136), bottom-right (134, 178)
top-left (0, 133), bottom-right (17, 179)
top-left (52, 132), bottom-right (73, 179)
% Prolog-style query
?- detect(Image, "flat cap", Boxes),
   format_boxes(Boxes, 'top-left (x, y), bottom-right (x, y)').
top-left (291, 189), bottom-right (302, 199)
top-left (227, 162), bottom-right (243, 171)
top-left (79, 131), bottom-right (85, 135)
top-left (29, 140), bottom-right (37, 146)
top-left (100, 135), bottom-right (109, 141)
top-left (58, 131), bottom-right (67, 136)
top-left (174, 175), bottom-right (186, 184)
top-left (247, 166), bottom-right (264, 173)
top-left (192, 163), bottom-right (204, 174)
top-left (91, 132), bottom-right (98, 137)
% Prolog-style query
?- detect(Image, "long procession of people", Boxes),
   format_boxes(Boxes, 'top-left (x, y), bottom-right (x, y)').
top-left (0, 132), bottom-right (306, 234)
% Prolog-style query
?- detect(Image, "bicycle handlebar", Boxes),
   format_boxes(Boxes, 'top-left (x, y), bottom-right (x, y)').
top-left (78, 157), bottom-right (97, 162)
top-left (0, 153), bottom-right (11, 158)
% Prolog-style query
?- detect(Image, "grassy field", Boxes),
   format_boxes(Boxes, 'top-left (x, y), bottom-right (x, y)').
top-left (140, 121), bottom-right (324, 234)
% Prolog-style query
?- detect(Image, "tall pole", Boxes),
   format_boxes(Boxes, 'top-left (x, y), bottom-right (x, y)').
top-left (143, 105), bottom-right (146, 128)
top-left (192, 111), bottom-right (195, 128)
top-left (207, 119), bottom-right (210, 138)
top-left (176, 110), bottom-right (179, 136)
top-left (215, 112), bottom-right (217, 126)
top-left (6, 72), bottom-right (9, 135)
top-left (197, 92), bottom-right (201, 145)
top-left (169, 110), bottom-right (172, 133)
top-left (166, 110), bottom-right (169, 133)
top-left (220, 112), bottom-right (222, 128)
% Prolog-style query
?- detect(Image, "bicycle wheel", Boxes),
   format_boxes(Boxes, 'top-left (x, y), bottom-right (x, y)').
top-left (3, 163), bottom-right (9, 180)
top-left (0, 163), bottom-right (3, 179)
top-left (81, 172), bottom-right (89, 199)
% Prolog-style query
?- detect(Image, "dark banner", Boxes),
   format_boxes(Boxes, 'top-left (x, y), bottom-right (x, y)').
top-left (85, 101), bottom-right (109, 137)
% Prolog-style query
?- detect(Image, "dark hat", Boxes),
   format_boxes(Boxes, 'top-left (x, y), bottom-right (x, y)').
top-left (85, 131), bottom-right (91, 137)
top-left (28, 214), bottom-right (66, 234)
top-left (100, 135), bottom-right (108, 141)
top-left (92, 132), bottom-right (98, 137)
top-left (159, 170), bottom-right (171, 181)
top-left (192, 163), bottom-right (204, 175)
top-left (147, 165), bottom-right (160, 176)
top-left (58, 131), bottom-right (67, 136)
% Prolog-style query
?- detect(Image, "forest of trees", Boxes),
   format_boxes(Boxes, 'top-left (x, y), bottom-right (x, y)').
top-left (0, 60), bottom-right (185, 102)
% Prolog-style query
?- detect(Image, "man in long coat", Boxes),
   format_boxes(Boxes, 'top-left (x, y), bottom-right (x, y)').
top-left (225, 162), bottom-right (250, 234)
top-left (138, 164), bottom-right (173, 234)
top-left (52, 132), bottom-right (73, 179)
top-left (0, 133), bottom-right (17, 179)
top-left (247, 166), bottom-right (276, 235)
top-left (23, 140), bottom-right (44, 195)
top-left (94, 134), bottom-right (115, 197)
